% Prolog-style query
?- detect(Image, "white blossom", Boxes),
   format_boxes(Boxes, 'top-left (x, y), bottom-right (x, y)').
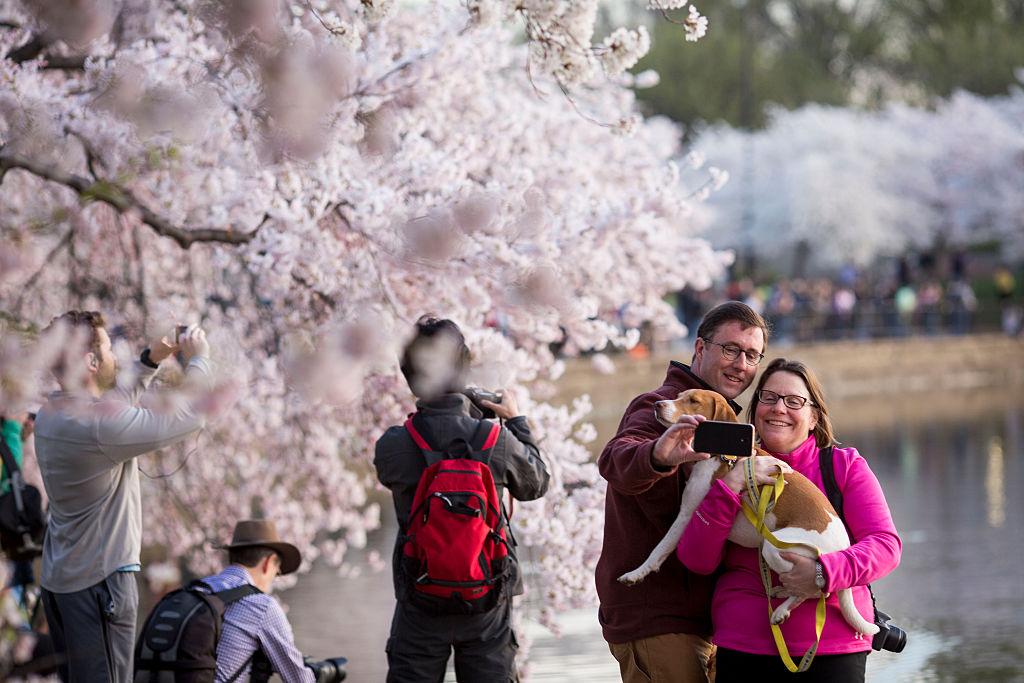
top-left (684, 5), bottom-right (709, 42)
top-left (599, 26), bottom-right (650, 77)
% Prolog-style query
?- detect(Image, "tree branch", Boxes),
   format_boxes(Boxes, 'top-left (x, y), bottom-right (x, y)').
top-left (0, 151), bottom-right (268, 249)
top-left (42, 54), bottom-right (87, 70)
top-left (5, 34), bottom-right (49, 63)
top-left (13, 226), bottom-right (75, 314)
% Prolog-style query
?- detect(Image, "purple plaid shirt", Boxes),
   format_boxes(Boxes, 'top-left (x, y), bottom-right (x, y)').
top-left (199, 565), bottom-right (314, 683)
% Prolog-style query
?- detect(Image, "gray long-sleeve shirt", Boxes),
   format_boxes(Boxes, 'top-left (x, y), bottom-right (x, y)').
top-left (35, 357), bottom-right (212, 593)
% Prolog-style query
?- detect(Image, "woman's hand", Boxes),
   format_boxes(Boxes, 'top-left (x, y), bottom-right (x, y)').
top-left (778, 552), bottom-right (821, 597)
top-left (722, 455), bottom-right (792, 493)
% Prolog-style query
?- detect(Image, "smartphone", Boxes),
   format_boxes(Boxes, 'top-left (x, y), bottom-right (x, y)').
top-left (693, 421), bottom-right (754, 457)
top-left (174, 325), bottom-right (189, 344)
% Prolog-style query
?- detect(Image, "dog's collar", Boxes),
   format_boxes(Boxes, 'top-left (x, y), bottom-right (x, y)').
top-left (717, 454), bottom-right (740, 469)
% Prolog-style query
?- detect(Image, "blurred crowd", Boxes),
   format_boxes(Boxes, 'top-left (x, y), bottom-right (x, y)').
top-left (675, 261), bottom-right (1023, 346)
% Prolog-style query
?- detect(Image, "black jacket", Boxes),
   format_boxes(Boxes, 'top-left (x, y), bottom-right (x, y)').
top-left (374, 393), bottom-right (550, 599)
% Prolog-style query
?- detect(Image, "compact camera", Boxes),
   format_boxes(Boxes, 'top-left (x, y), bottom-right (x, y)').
top-left (463, 387), bottom-right (502, 419)
top-left (872, 610), bottom-right (907, 653)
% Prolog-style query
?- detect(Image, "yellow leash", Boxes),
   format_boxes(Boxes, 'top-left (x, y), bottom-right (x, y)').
top-left (739, 457), bottom-right (827, 673)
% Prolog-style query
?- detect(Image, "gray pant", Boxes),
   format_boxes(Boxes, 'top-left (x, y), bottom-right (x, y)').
top-left (42, 571), bottom-right (139, 683)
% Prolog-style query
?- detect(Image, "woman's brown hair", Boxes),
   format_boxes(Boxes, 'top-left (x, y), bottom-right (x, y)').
top-left (746, 357), bottom-right (836, 448)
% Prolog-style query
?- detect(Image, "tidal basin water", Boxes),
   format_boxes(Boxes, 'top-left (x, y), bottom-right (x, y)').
top-left (285, 385), bottom-right (1024, 682)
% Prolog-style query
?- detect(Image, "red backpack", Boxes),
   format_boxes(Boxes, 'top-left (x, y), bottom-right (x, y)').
top-left (401, 414), bottom-right (511, 614)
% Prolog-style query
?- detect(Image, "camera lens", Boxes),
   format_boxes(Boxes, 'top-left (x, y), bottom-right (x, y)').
top-left (882, 623), bottom-right (907, 653)
top-left (871, 615), bottom-right (908, 653)
top-left (309, 657), bottom-right (348, 683)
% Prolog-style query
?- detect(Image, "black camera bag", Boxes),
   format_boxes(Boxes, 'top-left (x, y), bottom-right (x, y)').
top-left (134, 580), bottom-right (262, 682)
top-left (0, 434), bottom-right (47, 561)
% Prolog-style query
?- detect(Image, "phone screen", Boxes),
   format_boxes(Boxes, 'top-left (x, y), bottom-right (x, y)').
top-left (693, 421), bottom-right (754, 457)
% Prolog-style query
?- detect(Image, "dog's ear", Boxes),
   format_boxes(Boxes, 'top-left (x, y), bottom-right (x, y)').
top-left (713, 394), bottom-right (739, 423)
top-left (694, 391), bottom-right (716, 420)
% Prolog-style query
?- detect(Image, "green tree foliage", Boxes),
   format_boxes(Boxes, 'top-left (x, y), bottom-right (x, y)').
top-left (636, 0), bottom-right (887, 129)
top-left (637, 0), bottom-right (1024, 129)
top-left (887, 0), bottom-right (1024, 97)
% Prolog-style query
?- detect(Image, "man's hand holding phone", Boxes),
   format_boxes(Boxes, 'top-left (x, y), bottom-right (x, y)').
top-left (652, 414), bottom-right (710, 468)
top-left (147, 324), bottom-right (209, 365)
top-left (147, 326), bottom-right (182, 364)
top-left (176, 324), bottom-right (210, 363)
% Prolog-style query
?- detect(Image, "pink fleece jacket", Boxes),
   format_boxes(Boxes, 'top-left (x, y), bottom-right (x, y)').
top-left (676, 435), bottom-right (901, 655)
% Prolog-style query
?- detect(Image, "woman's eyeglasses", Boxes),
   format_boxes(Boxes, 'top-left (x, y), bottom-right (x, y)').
top-left (756, 389), bottom-right (814, 410)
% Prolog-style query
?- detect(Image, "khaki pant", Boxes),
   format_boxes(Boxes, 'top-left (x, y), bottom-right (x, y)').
top-left (609, 633), bottom-right (716, 683)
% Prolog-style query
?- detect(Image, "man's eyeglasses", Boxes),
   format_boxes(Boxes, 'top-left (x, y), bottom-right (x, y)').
top-left (756, 389), bottom-right (814, 410)
top-left (702, 338), bottom-right (764, 366)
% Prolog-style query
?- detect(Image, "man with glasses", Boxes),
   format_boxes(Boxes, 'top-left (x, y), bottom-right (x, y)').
top-left (596, 301), bottom-right (770, 683)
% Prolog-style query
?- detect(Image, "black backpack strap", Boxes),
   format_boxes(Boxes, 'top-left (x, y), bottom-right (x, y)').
top-left (818, 446), bottom-right (846, 531)
top-left (214, 583), bottom-right (261, 604)
top-left (186, 580), bottom-right (262, 653)
top-left (0, 436), bottom-right (33, 530)
top-left (818, 445), bottom-right (879, 619)
top-left (0, 435), bottom-right (22, 478)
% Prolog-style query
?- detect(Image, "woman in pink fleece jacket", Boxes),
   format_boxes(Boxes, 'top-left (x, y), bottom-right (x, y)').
top-left (677, 358), bottom-right (901, 682)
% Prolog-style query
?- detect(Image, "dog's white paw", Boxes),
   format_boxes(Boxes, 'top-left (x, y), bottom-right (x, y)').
top-left (770, 606), bottom-right (792, 625)
top-left (617, 568), bottom-right (648, 585)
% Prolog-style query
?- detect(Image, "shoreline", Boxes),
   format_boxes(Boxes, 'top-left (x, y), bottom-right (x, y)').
top-left (553, 332), bottom-right (1024, 449)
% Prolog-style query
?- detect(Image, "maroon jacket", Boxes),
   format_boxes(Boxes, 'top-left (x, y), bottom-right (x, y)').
top-left (595, 361), bottom-right (742, 644)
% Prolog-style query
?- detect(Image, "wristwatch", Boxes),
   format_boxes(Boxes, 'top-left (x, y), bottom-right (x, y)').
top-left (814, 561), bottom-right (826, 590)
top-left (140, 348), bottom-right (160, 369)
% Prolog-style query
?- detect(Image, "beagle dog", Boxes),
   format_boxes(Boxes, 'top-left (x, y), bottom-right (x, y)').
top-left (617, 389), bottom-right (877, 637)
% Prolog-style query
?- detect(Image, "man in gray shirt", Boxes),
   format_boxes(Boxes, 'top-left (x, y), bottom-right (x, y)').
top-left (35, 311), bottom-right (213, 682)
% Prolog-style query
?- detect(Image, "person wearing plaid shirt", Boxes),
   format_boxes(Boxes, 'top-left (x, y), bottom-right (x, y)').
top-left (200, 520), bottom-right (314, 683)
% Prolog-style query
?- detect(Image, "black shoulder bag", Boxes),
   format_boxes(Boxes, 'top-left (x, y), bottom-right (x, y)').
top-left (0, 435), bottom-right (47, 561)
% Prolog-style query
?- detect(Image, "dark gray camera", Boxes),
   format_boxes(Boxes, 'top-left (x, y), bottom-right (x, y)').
top-left (463, 387), bottom-right (502, 419)
top-left (871, 610), bottom-right (907, 653)
top-left (305, 656), bottom-right (347, 683)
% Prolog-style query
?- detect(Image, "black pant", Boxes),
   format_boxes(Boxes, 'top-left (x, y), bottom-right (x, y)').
top-left (41, 572), bottom-right (139, 683)
top-left (716, 648), bottom-right (867, 683)
top-left (385, 598), bottom-right (518, 683)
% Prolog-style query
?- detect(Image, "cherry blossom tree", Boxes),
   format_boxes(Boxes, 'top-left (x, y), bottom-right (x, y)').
top-left (0, 0), bottom-right (726, 657)
top-left (693, 84), bottom-right (1024, 270)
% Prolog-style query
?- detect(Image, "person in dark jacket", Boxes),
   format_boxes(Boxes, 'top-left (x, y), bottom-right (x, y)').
top-left (374, 317), bottom-right (550, 683)
top-left (596, 301), bottom-right (770, 683)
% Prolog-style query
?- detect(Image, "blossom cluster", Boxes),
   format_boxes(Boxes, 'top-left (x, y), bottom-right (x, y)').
top-left (694, 88), bottom-right (1024, 267)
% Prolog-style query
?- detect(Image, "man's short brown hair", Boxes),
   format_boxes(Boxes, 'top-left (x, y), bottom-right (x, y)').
top-left (229, 546), bottom-right (279, 568)
top-left (45, 310), bottom-right (107, 356)
top-left (695, 301), bottom-right (770, 349)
